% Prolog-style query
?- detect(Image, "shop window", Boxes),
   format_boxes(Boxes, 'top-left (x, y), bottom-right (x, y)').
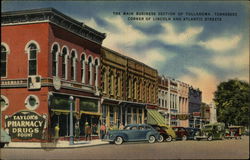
top-left (127, 107), bottom-right (132, 124)
top-left (139, 109), bottom-right (142, 124)
top-left (1, 44), bottom-right (9, 77)
top-left (0, 95), bottom-right (9, 111)
top-left (50, 94), bottom-right (75, 110)
top-left (62, 47), bottom-right (68, 79)
top-left (70, 50), bottom-right (77, 81)
top-left (28, 43), bottom-right (38, 76)
top-left (80, 98), bottom-right (98, 112)
top-left (25, 95), bottom-right (39, 110)
top-left (81, 54), bottom-right (86, 83)
top-left (109, 107), bottom-right (114, 124)
top-left (133, 108), bottom-right (137, 124)
top-left (51, 43), bottom-right (59, 77)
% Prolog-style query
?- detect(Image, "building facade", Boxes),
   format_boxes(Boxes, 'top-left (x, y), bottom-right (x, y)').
top-left (100, 47), bottom-right (158, 129)
top-left (188, 87), bottom-right (202, 128)
top-left (158, 76), bottom-right (189, 127)
top-left (1, 8), bottom-right (106, 142)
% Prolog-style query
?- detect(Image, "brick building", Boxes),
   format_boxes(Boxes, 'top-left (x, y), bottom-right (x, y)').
top-left (1, 8), bottom-right (106, 142)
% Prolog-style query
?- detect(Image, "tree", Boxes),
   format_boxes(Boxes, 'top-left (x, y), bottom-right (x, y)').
top-left (214, 79), bottom-right (249, 127)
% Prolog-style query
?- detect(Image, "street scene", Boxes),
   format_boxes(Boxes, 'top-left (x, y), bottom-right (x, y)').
top-left (1, 1), bottom-right (249, 160)
top-left (1, 136), bottom-right (249, 159)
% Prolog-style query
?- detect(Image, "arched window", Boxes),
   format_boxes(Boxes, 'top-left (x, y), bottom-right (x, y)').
top-left (88, 56), bottom-right (93, 85)
top-left (1, 45), bottom-right (8, 77)
top-left (51, 44), bottom-right (59, 77)
top-left (94, 58), bottom-right (99, 88)
top-left (134, 78), bottom-right (137, 99)
top-left (110, 71), bottom-right (114, 95)
top-left (28, 43), bottom-right (38, 76)
top-left (81, 54), bottom-right (86, 83)
top-left (62, 47), bottom-right (68, 79)
top-left (70, 50), bottom-right (77, 81)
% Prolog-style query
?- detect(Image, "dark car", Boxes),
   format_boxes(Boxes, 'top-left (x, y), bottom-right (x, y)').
top-left (150, 124), bottom-right (176, 142)
top-left (185, 127), bottom-right (200, 140)
top-left (195, 122), bottom-right (225, 141)
top-left (172, 127), bottom-right (189, 141)
top-left (104, 124), bottom-right (160, 145)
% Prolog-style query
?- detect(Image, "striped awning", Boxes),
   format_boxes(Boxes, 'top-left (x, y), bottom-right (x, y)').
top-left (147, 109), bottom-right (166, 125)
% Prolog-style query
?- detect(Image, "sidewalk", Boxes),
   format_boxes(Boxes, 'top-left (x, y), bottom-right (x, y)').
top-left (5, 139), bottom-right (109, 149)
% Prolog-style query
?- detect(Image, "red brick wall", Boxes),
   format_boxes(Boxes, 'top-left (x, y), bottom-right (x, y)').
top-left (1, 23), bottom-right (50, 79)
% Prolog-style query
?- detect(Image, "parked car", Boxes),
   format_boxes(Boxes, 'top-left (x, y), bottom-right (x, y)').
top-left (1, 128), bottom-right (11, 148)
top-left (185, 127), bottom-right (200, 140)
top-left (172, 127), bottom-right (189, 141)
top-left (195, 122), bottom-right (225, 141)
top-left (104, 124), bottom-right (160, 145)
top-left (150, 124), bottom-right (176, 142)
top-left (225, 126), bottom-right (244, 139)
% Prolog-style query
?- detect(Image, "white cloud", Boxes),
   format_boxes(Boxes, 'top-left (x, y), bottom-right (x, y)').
top-left (211, 48), bottom-right (249, 70)
top-left (159, 23), bottom-right (204, 45)
top-left (178, 67), bottom-right (219, 103)
top-left (199, 35), bottom-right (241, 52)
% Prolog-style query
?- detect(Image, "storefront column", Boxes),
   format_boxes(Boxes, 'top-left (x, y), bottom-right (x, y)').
top-left (142, 108), bottom-right (145, 124)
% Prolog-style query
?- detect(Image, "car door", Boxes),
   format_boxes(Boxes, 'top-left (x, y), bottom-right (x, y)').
top-left (127, 126), bottom-right (139, 141)
top-left (137, 125), bottom-right (149, 140)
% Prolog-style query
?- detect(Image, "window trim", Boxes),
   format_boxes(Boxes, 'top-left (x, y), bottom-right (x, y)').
top-left (61, 45), bottom-right (69, 80)
top-left (87, 55), bottom-right (93, 85)
top-left (1, 95), bottom-right (9, 111)
top-left (51, 42), bottom-right (60, 77)
top-left (70, 49), bottom-right (78, 81)
top-left (1, 42), bottom-right (10, 78)
top-left (25, 40), bottom-right (40, 76)
top-left (25, 94), bottom-right (40, 110)
top-left (81, 53), bottom-right (87, 83)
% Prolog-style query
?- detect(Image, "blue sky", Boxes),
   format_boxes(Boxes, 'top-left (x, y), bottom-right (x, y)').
top-left (2, 1), bottom-right (249, 103)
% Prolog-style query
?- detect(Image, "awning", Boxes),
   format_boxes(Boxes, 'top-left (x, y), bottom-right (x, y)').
top-left (80, 111), bottom-right (102, 116)
top-left (147, 109), bottom-right (166, 125)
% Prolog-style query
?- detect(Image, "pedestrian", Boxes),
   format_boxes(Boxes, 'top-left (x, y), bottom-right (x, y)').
top-left (75, 123), bottom-right (80, 142)
top-left (100, 123), bottom-right (106, 139)
top-left (85, 122), bottom-right (92, 141)
top-left (119, 123), bottom-right (124, 130)
top-left (54, 123), bottom-right (60, 143)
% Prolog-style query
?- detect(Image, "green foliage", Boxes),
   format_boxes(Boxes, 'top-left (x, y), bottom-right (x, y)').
top-left (214, 79), bottom-right (250, 127)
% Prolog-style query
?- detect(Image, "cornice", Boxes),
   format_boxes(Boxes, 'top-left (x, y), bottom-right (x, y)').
top-left (1, 8), bottom-right (106, 45)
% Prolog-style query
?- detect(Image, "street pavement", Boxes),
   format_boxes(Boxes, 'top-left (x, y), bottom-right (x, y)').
top-left (1, 136), bottom-right (249, 159)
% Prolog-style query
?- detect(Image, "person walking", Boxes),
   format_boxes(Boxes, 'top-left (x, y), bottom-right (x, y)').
top-left (85, 122), bottom-right (92, 141)
top-left (75, 123), bottom-right (80, 142)
top-left (54, 123), bottom-right (60, 143)
top-left (100, 123), bottom-right (106, 139)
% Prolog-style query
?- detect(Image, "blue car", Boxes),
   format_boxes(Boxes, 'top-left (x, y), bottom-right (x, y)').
top-left (104, 124), bottom-right (160, 145)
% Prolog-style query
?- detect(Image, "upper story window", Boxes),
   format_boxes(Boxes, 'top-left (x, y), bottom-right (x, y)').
top-left (1, 44), bottom-right (9, 77)
top-left (102, 68), bottom-right (107, 93)
top-left (94, 58), bottom-right (99, 88)
top-left (51, 43), bottom-right (59, 77)
top-left (128, 77), bottom-right (132, 98)
top-left (1, 95), bottom-right (9, 111)
top-left (81, 54), bottom-right (86, 83)
top-left (110, 71), bottom-right (114, 95)
top-left (70, 50), bottom-right (77, 81)
top-left (133, 78), bottom-right (137, 99)
top-left (62, 47), bottom-right (68, 80)
top-left (88, 56), bottom-right (93, 85)
top-left (28, 43), bottom-right (38, 76)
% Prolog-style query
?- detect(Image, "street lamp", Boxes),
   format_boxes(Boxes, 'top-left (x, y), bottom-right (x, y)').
top-left (69, 96), bottom-right (74, 145)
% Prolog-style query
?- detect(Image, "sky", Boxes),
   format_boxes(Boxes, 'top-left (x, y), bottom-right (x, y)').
top-left (2, 1), bottom-right (249, 103)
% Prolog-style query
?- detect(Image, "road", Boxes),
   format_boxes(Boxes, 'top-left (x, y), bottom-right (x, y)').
top-left (1, 136), bottom-right (249, 159)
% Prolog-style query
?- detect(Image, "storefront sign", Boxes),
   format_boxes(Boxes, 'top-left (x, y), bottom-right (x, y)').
top-left (5, 111), bottom-right (46, 140)
top-left (177, 114), bottom-right (189, 120)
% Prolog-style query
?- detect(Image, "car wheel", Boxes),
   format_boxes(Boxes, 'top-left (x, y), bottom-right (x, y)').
top-left (157, 134), bottom-right (164, 143)
top-left (166, 135), bottom-right (172, 142)
top-left (207, 135), bottom-right (213, 141)
top-left (148, 135), bottom-right (156, 143)
top-left (182, 135), bottom-right (187, 141)
top-left (114, 136), bottom-right (123, 145)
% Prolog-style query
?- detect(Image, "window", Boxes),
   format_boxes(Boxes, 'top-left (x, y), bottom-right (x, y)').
top-left (133, 79), bottom-right (137, 99)
top-left (25, 95), bottom-right (39, 110)
top-left (62, 47), bottom-right (68, 79)
top-left (110, 71), bottom-right (114, 95)
top-left (51, 44), bottom-right (59, 77)
top-left (1, 95), bottom-right (9, 111)
top-left (28, 44), bottom-right (38, 75)
top-left (88, 56), bottom-right (93, 85)
top-left (128, 77), bottom-right (132, 98)
top-left (102, 68), bottom-right (107, 93)
top-left (81, 54), bottom-right (86, 83)
top-left (1, 45), bottom-right (8, 77)
top-left (94, 58), bottom-right (99, 88)
top-left (117, 74), bottom-right (121, 96)
top-left (70, 50), bottom-right (77, 81)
